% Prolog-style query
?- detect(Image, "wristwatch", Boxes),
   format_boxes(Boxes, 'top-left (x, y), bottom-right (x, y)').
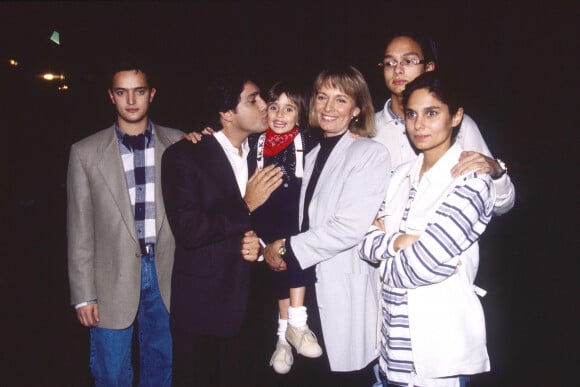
top-left (278, 239), bottom-right (287, 256)
top-left (492, 159), bottom-right (507, 180)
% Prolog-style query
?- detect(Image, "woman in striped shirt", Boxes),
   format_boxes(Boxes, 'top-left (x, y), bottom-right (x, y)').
top-left (358, 71), bottom-right (495, 387)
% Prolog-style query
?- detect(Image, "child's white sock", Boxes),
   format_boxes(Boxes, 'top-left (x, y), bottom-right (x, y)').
top-left (288, 306), bottom-right (307, 328)
top-left (277, 318), bottom-right (288, 342)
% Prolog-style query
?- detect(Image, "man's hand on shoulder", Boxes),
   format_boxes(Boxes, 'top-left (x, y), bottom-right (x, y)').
top-left (451, 151), bottom-right (504, 178)
top-left (180, 127), bottom-right (216, 144)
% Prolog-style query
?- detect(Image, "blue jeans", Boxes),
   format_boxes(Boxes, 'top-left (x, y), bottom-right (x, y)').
top-left (90, 251), bottom-right (172, 387)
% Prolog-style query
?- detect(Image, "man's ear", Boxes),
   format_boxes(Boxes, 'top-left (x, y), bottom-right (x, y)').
top-left (426, 61), bottom-right (436, 72)
top-left (107, 89), bottom-right (115, 105)
top-left (219, 110), bottom-right (234, 123)
top-left (149, 88), bottom-right (157, 103)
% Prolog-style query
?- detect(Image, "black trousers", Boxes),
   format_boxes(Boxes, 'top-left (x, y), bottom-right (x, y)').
top-left (172, 330), bottom-right (255, 387)
top-left (172, 269), bottom-right (376, 387)
top-left (171, 264), bottom-right (273, 387)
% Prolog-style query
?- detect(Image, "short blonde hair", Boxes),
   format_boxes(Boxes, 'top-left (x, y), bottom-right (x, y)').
top-left (309, 65), bottom-right (375, 138)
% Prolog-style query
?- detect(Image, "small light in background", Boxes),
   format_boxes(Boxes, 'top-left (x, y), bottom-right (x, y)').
top-left (9, 59), bottom-right (19, 66)
top-left (42, 73), bottom-right (65, 81)
top-left (50, 31), bottom-right (60, 45)
top-left (58, 84), bottom-right (69, 91)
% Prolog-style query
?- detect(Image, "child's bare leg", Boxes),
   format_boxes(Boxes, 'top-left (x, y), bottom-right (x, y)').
top-left (278, 298), bottom-right (290, 320)
top-left (289, 286), bottom-right (305, 307)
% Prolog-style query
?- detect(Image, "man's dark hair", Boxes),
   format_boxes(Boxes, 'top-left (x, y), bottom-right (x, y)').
top-left (385, 32), bottom-right (439, 64)
top-left (108, 54), bottom-right (153, 87)
top-left (204, 72), bottom-right (256, 128)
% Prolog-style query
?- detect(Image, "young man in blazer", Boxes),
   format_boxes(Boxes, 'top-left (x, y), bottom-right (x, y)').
top-left (162, 74), bottom-right (283, 387)
top-left (67, 61), bottom-right (183, 386)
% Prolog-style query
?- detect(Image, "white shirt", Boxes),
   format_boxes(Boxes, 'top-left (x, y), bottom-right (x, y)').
top-left (214, 130), bottom-right (250, 196)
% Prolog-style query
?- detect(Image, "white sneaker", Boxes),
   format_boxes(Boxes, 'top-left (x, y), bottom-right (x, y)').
top-left (269, 340), bottom-right (293, 374)
top-left (285, 324), bottom-right (323, 358)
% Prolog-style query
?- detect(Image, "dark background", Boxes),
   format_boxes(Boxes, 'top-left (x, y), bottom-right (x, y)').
top-left (1, 1), bottom-right (578, 386)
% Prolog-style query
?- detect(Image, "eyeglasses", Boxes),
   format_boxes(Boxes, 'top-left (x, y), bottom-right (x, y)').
top-left (378, 58), bottom-right (427, 69)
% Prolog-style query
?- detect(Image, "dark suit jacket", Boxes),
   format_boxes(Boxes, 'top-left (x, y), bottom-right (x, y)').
top-left (162, 136), bottom-right (254, 337)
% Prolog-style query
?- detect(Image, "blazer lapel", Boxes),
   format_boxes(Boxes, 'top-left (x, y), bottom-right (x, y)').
top-left (97, 127), bottom-right (138, 244)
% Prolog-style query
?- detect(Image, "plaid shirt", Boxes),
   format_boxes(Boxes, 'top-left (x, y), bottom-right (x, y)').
top-left (116, 122), bottom-right (156, 253)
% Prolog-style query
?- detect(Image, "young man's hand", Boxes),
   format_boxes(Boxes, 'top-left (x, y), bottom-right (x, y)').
top-left (451, 151), bottom-right (504, 178)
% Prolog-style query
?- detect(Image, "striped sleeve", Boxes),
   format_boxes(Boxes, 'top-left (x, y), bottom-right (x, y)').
top-left (358, 225), bottom-right (402, 264)
top-left (384, 174), bottom-right (494, 289)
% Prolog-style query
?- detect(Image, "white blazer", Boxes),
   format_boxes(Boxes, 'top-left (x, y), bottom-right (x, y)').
top-left (290, 133), bottom-right (391, 371)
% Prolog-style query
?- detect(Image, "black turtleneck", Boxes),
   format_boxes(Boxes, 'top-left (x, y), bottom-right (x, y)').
top-left (301, 131), bottom-right (346, 232)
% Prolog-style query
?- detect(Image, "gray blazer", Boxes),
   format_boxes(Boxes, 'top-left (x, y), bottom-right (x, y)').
top-left (290, 133), bottom-right (391, 371)
top-left (67, 123), bottom-right (183, 329)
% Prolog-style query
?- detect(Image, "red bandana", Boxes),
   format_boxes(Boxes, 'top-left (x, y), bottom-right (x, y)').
top-left (263, 127), bottom-right (299, 156)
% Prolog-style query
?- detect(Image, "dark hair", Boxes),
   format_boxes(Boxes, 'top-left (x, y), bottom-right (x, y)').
top-left (267, 81), bottom-right (309, 129)
top-left (109, 54), bottom-right (153, 86)
top-left (384, 32), bottom-right (438, 64)
top-left (309, 65), bottom-right (375, 137)
top-left (204, 73), bottom-right (255, 128)
top-left (402, 71), bottom-right (463, 136)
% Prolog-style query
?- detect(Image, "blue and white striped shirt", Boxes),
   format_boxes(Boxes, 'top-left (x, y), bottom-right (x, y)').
top-left (359, 144), bottom-right (494, 386)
